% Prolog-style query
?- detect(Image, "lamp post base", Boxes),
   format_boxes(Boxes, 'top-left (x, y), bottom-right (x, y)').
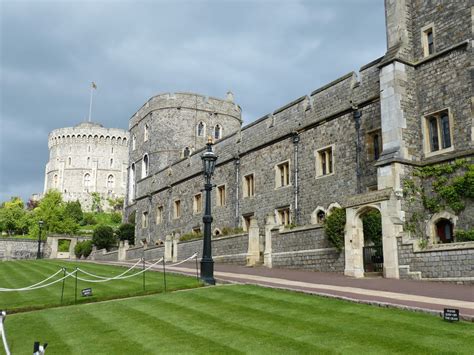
top-left (200, 258), bottom-right (215, 285)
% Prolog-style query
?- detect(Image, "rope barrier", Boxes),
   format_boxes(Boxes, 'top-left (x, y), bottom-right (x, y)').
top-left (75, 258), bottom-right (164, 283)
top-left (0, 268), bottom-right (64, 292)
top-left (76, 259), bottom-right (142, 280)
top-left (0, 270), bottom-right (77, 293)
top-left (145, 253), bottom-right (198, 268)
top-left (0, 311), bottom-right (11, 355)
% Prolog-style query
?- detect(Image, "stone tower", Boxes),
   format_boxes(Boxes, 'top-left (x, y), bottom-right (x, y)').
top-left (127, 92), bottom-right (242, 204)
top-left (44, 121), bottom-right (129, 210)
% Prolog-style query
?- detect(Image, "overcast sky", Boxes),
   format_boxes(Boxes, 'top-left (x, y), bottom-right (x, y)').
top-left (0, 0), bottom-right (386, 203)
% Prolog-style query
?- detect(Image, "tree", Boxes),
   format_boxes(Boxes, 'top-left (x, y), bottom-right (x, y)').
top-left (107, 196), bottom-right (124, 212)
top-left (65, 200), bottom-right (83, 223)
top-left (92, 225), bottom-right (116, 250)
top-left (0, 197), bottom-right (27, 235)
top-left (323, 208), bottom-right (346, 251)
top-left (115, 223), bottom-right (135, 245)
top-left (91, 192), bottom-right (102, 212)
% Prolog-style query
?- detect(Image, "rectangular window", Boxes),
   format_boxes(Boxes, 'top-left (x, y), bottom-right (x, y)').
top-left (275, 161), bottom-right (290, 188)
top-left (193, 193), bottom-right (202, 214)
top-left (156, 206), bottom-right (163, 224)
top-left (142, 211), bottom-right (148, 229)
top-left (217, 185), bottom-right (226, 206)
top-left (367, 130), bottom-right (383, 161)
top-left (276, 207), bottom-right (291, 226)
top-left (173, 200), bottom-right (181, 219)
top-left (243, 174), bottom-right (255, 198)
top-left (242, 213), bottom-right (254, 232)
top-left (316, 146), bottom-right (334, 177)
top-left (422, 26), bottom-right (435, 57)
top-left (424, 109), bottom-right (452, 154)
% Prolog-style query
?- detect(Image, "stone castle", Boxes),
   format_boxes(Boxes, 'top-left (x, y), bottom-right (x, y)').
top-left (44, 121), bottom-right (129, 210)
top-left (44, 0), bottom-right (473, 281)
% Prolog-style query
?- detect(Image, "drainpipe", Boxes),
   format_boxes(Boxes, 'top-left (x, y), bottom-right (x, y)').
top-left (234, 158), bottom-right (240, 228)
top-left (292, 133), bottom-right (300, 225)
top-left (353, 109), bottom-right (362, 194)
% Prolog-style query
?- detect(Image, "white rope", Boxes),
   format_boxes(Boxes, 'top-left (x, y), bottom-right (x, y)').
top-left (1, 311), bottom-right (11, 355)
top-left (76, 259), bottom-right (143, 280)
top-left (75, 258), bottom-right (163, 283)
top-left (0, 268), bottom-right (65, 292)
top-left (146, 253), bottom-right (198, 267)
top-left (0, 270), bottom-right (77, 292)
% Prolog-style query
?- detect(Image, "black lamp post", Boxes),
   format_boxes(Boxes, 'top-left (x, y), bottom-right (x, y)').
top-left (37, 220), bottom-right (44, 259)
top-left (200, 137), bottom-right (217, 285)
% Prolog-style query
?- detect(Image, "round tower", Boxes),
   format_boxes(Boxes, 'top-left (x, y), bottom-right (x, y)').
top-left (44, 121), bottom-right (129, 210)
top-left (128, 92), bottom-right (242, 183)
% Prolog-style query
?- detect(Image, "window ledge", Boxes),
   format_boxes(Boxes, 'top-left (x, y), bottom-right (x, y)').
top-left (424, 146), bottom-right (455, 159)
top-left (275, 184), bottom-right (292, 190)
top-left (315, 172), bottom-right (335, 179)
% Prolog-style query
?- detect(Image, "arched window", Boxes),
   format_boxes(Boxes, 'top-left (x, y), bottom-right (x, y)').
top-left (53, 174), bottom-right (58, 188)
top-left (107, 174), bottom-right (115, 189)
top-left (84, 173), bottom-right (91, 192)
top-left (129, 163), bottom-right (136, 202)
top-left (68, 157), bottom-right (71, 166)
top-left (183, 147), bottom-right (190, 158)
top-left (214, 124), bottom-right (222, 139)
top-left (317, 210), bottom-right (326, 224)
top-left (435, 219), bottom-right (453, 244)
top-left (87, 157), bottom-right (90, 166)
top-left (144, 124), bottom-right (149, 141)
top-left (110, 158), bottom-right (113, 167)
top-left (142, 154), bottom-right (149, 178)
top-left (197, 122), bottom-right (205, 137)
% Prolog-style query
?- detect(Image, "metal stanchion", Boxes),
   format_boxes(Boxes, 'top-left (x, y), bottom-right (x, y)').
top-left (142, 257), bottom-right (146, 292)
top-left (60, 268), bottom-right (66, 304)
top-left (74, 268), bottom-right (78, 304)
top-left (195, 252), bottom-right (199, 282)
top-left (162, 258), bottom-right (167, 293)
top-left (1, 310), bottom-right (11, 355)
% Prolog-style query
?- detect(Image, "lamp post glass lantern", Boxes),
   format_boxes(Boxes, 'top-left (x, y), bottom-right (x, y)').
top-left (37, 220), bottom-right (44, 259)
top-left (200, 138), bottom-right (217, 285)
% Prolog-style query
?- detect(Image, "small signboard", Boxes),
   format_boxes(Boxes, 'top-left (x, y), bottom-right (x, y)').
top-left (443, 308), bottom-right (459, 322)
top-left (81, 288), bottom-right (93, 297)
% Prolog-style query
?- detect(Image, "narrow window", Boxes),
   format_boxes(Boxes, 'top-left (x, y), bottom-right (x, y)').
top-left (87, 157), bottom-right (90, 166)
top-left (321, 151), bottom-right (327, 175)
top-left (428, 117), bottom-right (439, 151)
top-left (144, 124), bottom-right (149, 142)
top-left (129, 163), bottom-right (136, 202)
top-left (422, 27), bottom-right (435, 57)
top-left (156, 206), bottom-right (163, 224)
top-left (174, 200), bottom-right (181, 219)
top-left (53, 174), bottom-right (58, 188)
top-left (217, 185), bottom-right (226, 206)
top-left (317, 210), bottom-right (326, 224)
top-left (83, 173), bottom-right (91, 192)
top-left (243, 174), bottom-right (255, 197)
top-left (214, 124), bottom-right (222, 139)
top-left (373, 134), bottom-right (380, 160)
top-left (276, 161), bottom-right (290, 188)
top-left (68, 157), bottom-right (71, 166)
top-left (440, 113), bottom-right (451, 149)
top-left (427, 29), bottom-right (434, 55)
top-left (425, 110), bottom-right (452, 154)
top-left (111, 147), bottom-right (114, 154)
top-left (110, 158), bottom-right (113, 167)
top-left (142, 211), bottom-right (149, 229)
top-left (242, 213), bottom-right (254, 231)
top-left (197, 122), bottom-right (205, 137)
top-left (183, 147), bottom-right (190, 158)
top-left (193, 193), bottom-right (203, 213)
top-left (435, 219), bottom-right (453, 244)
top-left (142, 154), bottom-right (149, 178)
top-left (88, 145), bottom-right (91, 152)
top-left (107, 174), bottom-right (114, 189)
top-left (276, 207), bottom-right (291, 226)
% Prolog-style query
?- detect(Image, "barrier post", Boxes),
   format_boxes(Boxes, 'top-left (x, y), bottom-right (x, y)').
top-left (162, 258), bottom-right (167, 293)
top-left (60, 268), bottom-right (66, 304)
top-left (142, 257), bottom-right (146, 292)
top-left (195, 252), bottom-right (199, 282)
top-left (74, 268), bottom-right (78, 304)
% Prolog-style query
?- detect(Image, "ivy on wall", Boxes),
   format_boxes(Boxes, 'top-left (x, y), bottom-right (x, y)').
top-left (361, 210), bottom-right (382, 247)
top-left (323, 208), bottom-right (346, 251)
top-left (402, 159), bottom-right (474, 244)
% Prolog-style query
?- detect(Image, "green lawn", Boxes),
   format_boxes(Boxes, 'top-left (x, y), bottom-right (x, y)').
top-left (3, 285), bottom-right (473, 354)
top-left (0, 259), bottom-right (201, 312)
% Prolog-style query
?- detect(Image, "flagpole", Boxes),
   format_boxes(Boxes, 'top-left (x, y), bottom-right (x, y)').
top-left (88, 84), bottom-right (94, 122)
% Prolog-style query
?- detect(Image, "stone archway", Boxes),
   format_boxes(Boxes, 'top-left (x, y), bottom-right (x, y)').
top-left (344, 191), bottom-right (402, 279)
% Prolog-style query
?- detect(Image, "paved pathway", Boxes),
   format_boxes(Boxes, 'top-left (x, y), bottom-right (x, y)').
top-left (85, 259), bottom-right (474, 321)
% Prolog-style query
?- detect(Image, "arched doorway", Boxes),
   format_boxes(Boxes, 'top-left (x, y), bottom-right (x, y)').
top-left (361, 209), bottom-right (383, 273)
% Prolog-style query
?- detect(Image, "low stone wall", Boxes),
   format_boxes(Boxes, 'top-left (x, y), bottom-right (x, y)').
top-left (271, 226), bottom-right (344, 272)
top-left (125, 246), bottom-right (144, 260)
top-left (0, 238), bottom-right (48, 260)
top-left (144, 245), bottom-right (165, 261)
top-left (397, 237), bottom-right (474, 283)
top-left (93, 249), bottom-right (119, 262)
top-left (177, 239), bottom-right (203, 261)
top-left (213, 234), bottom-right (248, 265)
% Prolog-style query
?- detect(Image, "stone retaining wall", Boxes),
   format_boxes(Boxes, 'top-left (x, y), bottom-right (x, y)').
top-left (397, 237), bottom-right (474, 283)
top-left (271, 226), bottom-right (344, 272)
top-left (0, 238), bottom-right (48, 260)
top-left (93, 249), bottom-right (119, 262)
top-left (125, 246), bottom-right (144, 260)
top-left (144, 245), bottom-right (165, 261)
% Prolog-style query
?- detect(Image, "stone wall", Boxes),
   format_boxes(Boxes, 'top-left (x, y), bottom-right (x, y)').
top-left (271, 226), bottom-right (344, 272)
top-left (144, 245), bottom-right (165, 261)
top-left (92, 249), bottom-right (119, 262)
top-left (125, 246), bottom-right (145, 260)
top-left (397, 237), bottom-right (474, 283)
top-left (0, 238), bottom-right (48, 260)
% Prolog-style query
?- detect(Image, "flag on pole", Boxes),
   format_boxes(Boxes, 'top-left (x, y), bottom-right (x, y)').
top-left (91, 82), bottom-right (97, 89)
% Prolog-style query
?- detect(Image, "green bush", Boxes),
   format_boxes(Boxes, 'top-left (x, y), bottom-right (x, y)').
top-left (115, 223), bottom-right (135, 245)
top-left (81, 212), bottom-right (97, 226)
top-left (74, 240), bottom-right (93, 258)
top-left (220, 227), bottom-right (244, 236)
top-left (58, 239), bottom-right (71, 252)
top-left (64, 200), bottom-right (83, 223)
top-left (323, 208), bottom-right (346, 251)
top-left (92, 225), bottom-right (116, 250)
top-left (180, 231), bottom-right (203, 242)
top-left (110, 212), bottom-right (122, 224)
top-left (455, 229), bottom-right (474, 242)
top-left (361, 210), bottom-right (382, 246)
